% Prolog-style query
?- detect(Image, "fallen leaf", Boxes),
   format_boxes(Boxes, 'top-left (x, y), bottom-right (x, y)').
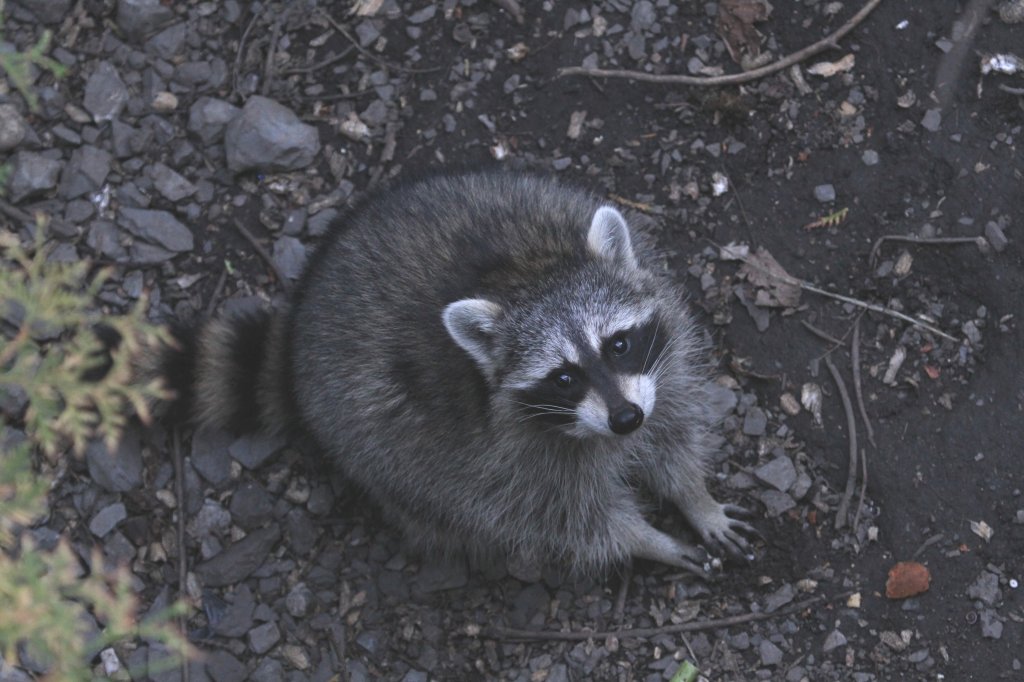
top-left (716, 0), bottom-right (773, 66)
top-left (924, 365), bottom-right (940, 379)
top-left (737, 247), bottom-right (801, 308)
top-left (970, 519), bottom-right (994, 542)
top-left (886, 561), bottom-right (931, 599)
top-left (807, 53), bottom-right (856, 77)
top-left (352, 0), bottom-right (384, 16)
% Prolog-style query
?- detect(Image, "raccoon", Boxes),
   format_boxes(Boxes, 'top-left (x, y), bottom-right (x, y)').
top-left (169, 172), bottom-right (756, 575)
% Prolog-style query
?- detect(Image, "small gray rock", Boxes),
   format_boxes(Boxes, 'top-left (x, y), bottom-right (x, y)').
top-left (250, 658), bottom-right (285, 682)
top-left (760, 489), bottom-right (797, 517)
top-left (228, 432), bottom-right (285, 469)
top-left (211, 585), bottom-right (256, 637)
top-left (248, 621), bottom-right (280, 655)
top-left (58, 145), bottom-right (112, 199)
top-left (205, 650), bottom-right (246, 682)
top-left (225, 96), bottom-right (320, 173)
top-left (272, 236), bottom-right (306, 280)
top-left (967, 571), bottom-right (1001, 606)
top-left (742, 406), bottom-right (768, 436)
top-left (195, 524), bottom-right (281, 587)
top-left (510, 583), bottom-right (549, 628)
top-left (119, 207), bottom-right (194, 252)
top-left (754, 456), bottom-right (797, 492)
top-left (0, 657), bottom-right (33, 682)
top-left (7, 152), bottom-right (62, 202)
top-left (408, 4), bottom-right (435, 23)
top-left (190, 425), bottom-right (233, 485)
top-left (12, 0), bottom-right (72, 24)
top-left (979, 609), bottom-right (1003, 639)
top-left (823, 629), bottom-right (847, 653)
top-left (89, 502), bottom-right (127, 537)
top-left (862, 149), bottom-right (879, 166)
top-left (961, 320), bottom-right (982, 346)
top-left (85, 220), bottom-right (128, 260)
top-left (921, 108), bottom-right (942, 132)
top-left (116, 0), bottom-right (176, 36)
top-left (147, 22), bottom-right (186, 60)
top-left (229, 481), bottom-right (274, 531)
top-left (415, 559), bottom-right (469, 593)
top-left (83, 61), bottom-right (129, 123)
top-left (631, 0), bottom-right (657, 31)
top-left (813, 184), bottom-right (837, 203)
top-left (0, 103), bottom-right (27, 151)
top-left (764, 582), bottom-right (796, 613)
top-left (759, 639), bottom-right (784, 666)
top-left (285, 583), bottom-right (314, 618)
top-left (984, 221), bottom-right (1008, 252)
top-left (86, 427), bottom-right (144, 492)
top-left (148, 162), bottom-right (197, 202)
top-left (188, 97), bottom-right (240, 144)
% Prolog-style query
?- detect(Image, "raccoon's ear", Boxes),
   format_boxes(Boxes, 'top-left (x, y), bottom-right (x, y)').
top-left (443, 298), bottom-right (503, 372)
top-left (587, 206), bottom-right (637, 269)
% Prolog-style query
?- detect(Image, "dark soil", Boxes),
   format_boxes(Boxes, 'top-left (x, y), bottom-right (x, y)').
top-left (3, 0), bottom-right (1023, 680)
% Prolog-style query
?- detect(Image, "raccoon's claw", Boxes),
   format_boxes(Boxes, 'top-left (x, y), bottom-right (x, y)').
top-left (696, 504), bottom-right (760, 562)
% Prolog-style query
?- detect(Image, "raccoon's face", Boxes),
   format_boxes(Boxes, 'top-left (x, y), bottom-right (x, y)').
top-left (442, 204), bottom-right (672, 438)
top-left (501, 295), bottom-right (669, 438)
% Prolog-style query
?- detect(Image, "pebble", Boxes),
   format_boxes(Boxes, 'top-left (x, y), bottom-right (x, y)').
top-left (116, 0), bottom-right (176, 36)
top-left (190, 425), bottom-right (234, 485)
top-left (89, 502), bottom-right (127, 537)
top-left (188, 96), bottom-right (240, 144)
top-left (631, 0), bottom-right (657, 31)
top-left (192, 499), bottom-right (231, 539)
top-left (248, 621), bottom-right (281, 654)
top-left (83, 61), bottom-right (129, 123)
top-left (250, 658), bottom-right (285, 682)
top-left (86, 427), bottom-right (144, 492)
top-left (510, 583), bottom-right (549, 628)
top-left (58, 145), bottom-right (112, 199)
top-left (414, 559), bottom-right (469, 593)
top-left (961, 320), bottom-right (982, 346)
top-left (742, 407), bottom-right (768, 436)
top-left (0, 103), bottom-right (28, 151)
top-left (984, 221), bottom-right (1008, 252)
top-left (194, 524), bottom-right (281, 587)
top-left (148, 162), bottom-right (197, 202)
top-left (813, 184), bottom-right (836, 203)
top-left (229, 481), bottom-right (274, 531)
top-left (861, 149), bottom-right (879, 166)
top-left (228, 433), bottom-right (285, 469)
top-left (14, 0), bottom-right (71, 24)
top-left (224, 96), bottom-right (321, 173)
top-left (7, 151), bottom-right (62, 202)
top-left (921, 108), bottom-right (942, 132)
top-left (822, 629), bottom-right (847, 653)
top-left (211, 585), bottom-right (256, 637)
top-left (967, 571), bottom-right (1001, 606)
top-left (272, 236), bottom-right (307, 280)
top-left (204, 650), bottom-right (247, 682)
top-left (118, 207), bottom-right (194, 252)
top-left (764, 582), bottom-right (796, 612)
top-left (284, 507), bottom-right (320, 556)
top-left (760, 489), bottom-right (797, 517)
top-left (759, 639), bottom-right (784, 666)
top-left (285, 583), bottom-right (314, 617)
top-left (979, 609), bottom-right (1004, 639)
top-left (754, 456), bottom-right (797, 492)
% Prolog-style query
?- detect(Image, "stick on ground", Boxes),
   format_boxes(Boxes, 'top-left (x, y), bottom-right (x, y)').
top-left (558, 0), bottom-right (883, 85)
top-left (824, 354), bottom-right (859, 531)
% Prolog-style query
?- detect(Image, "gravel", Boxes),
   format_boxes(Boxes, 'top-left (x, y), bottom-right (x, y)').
top-left (813, 183), bottom-right (837, 203)
top-left (224, 96), bottom-right (321, 173)
top-left (57, 144), bottom-right (111, 199)
top-left (116, 0), bottom-right (177, 36)
top-left (83, 61), bottom-right (129, 123)
top-left (85, 427), bottom-right (144, 492)
top-left (7, 151), bottom-right (62, 202)
top-left (118, 207), bottom-right (194, 253)
top-left (89, 502), bottom-right (127, 537)
top-left (0, 103), bottom-right (28, 151)
top-left (194, 524), bottom-right (281, 587)
top-left (188, 97), bottom-right (240, 144)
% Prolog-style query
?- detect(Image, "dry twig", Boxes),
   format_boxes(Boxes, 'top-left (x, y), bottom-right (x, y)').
top-left (869, 234), bottom-right (986, 265)
top-left (260, 11), bottom-right (285, 96)
top-left (612, 565), bottom-right (632, 628)
top-left (479, 591), bottom-right (851, 642)
top-left (231, 219), bottom-right (291, 290)
top-left (172, 428), bottom-right (190, 682)
top-left (557, 0), bottom-right (883, 85)
top-left (319, 11), bottom-right (442, 74)
top-left (823, 354), bottom-right (858, 530)
top-left (851, 317), bottom-right (876, 447)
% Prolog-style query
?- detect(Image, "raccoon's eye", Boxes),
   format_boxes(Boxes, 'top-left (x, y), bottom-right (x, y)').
top-left (550, 370), bottom-right (575, 389)
top-left (609, 334), bottom-right (631, 356)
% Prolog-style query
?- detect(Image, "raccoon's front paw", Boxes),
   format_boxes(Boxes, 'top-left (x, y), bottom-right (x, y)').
top-left (693, 503), bottom-right (759, 561)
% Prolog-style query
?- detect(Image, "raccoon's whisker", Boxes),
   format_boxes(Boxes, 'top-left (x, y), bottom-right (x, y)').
top-left (641, 316), bottom-right (662, 373)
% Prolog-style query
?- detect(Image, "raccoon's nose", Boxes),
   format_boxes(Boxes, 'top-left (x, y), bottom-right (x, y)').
top-left (609, 404), bottom-right (644, 435)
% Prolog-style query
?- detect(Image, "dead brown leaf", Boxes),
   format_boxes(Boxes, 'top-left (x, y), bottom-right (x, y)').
top-left (716, 0), bottom-right (773, 66)
top-left (737, 247), bottom-right (801, 308)
top-left (885, 561), bottom-right (931, 599)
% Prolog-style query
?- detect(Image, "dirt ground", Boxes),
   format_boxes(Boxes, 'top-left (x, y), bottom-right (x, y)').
top-left (3, 0), bottom-right (1023, 680)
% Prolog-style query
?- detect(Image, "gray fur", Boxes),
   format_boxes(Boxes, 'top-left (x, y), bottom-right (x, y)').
top-left (188, 172), bottom-right (755, 575)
